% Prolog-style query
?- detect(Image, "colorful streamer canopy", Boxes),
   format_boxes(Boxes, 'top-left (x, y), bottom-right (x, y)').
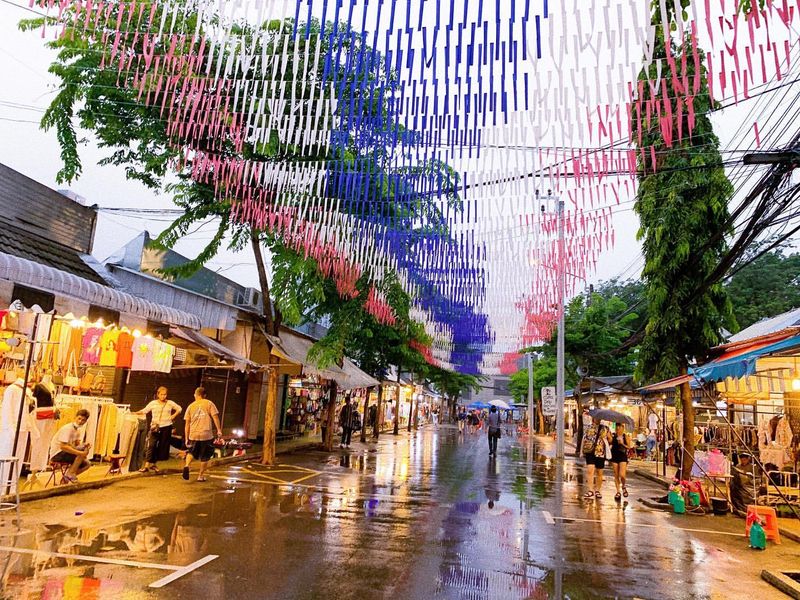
top-left (27, 0), bottom-right (800, 373)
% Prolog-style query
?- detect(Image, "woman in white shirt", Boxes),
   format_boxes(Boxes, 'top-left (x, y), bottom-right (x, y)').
top-left (137, 386), bottom-right (181, 473)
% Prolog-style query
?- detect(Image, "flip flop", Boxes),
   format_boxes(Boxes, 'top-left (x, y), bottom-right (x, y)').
top-left (138, 467), bottom-right (149, 473)
top-left (583, 491), bottom-right (595, 499)
top-left (623, 486), bottom-right (629, 498)
top-left (150, 466), bottom-right (162, 474)
top-left (595, 491), bottom-right (602, 498)
top-left (196, 476), bottom-right (207, 482)
top-left (614, 492), bottom-right (621, 501)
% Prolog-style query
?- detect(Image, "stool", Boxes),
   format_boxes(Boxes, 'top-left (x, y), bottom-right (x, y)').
top-left (745, 505), bottom-right (781, 544)
top-left (45, 462), bottom-right (72, 488)
top-left (105, 454), bottom-right (126, 477)
top-left (0, 457), bottom-right (21, 519)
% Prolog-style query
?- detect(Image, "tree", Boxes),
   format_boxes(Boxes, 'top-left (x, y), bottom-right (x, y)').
top-left (726, 250), bottom-right (800, 330)
top-left (426, 368), bottom-right (485, 421)
top-left (632, 2), bottom-right (736, 480)
top-left (24, 6), bottom-right (463, 458)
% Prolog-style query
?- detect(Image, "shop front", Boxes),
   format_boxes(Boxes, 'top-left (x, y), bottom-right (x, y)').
top-left (0, 304), bottom-right (190, 488)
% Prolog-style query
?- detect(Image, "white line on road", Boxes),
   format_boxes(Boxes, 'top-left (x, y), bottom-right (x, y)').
top-left (539, 512), bottom-right (745, 537)
top-left (0, 545), bottom-right (219, 587)
top-left (149, 554), bottom-right (219, 588)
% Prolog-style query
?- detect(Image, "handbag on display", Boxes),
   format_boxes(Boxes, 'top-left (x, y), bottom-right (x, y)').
top-left (0, 359), bottom-right (16, 384)
top-left (64, 355), bottom-right (80, 389)
top-left (79, 369), bottom-right (96, 393)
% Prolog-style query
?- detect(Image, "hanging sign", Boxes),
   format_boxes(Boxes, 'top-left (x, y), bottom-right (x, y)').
top-left (541, 386), bottom-right (557, 416)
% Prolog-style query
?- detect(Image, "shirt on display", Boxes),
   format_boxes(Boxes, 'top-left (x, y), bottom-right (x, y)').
top-left (151, 340), bottom-right (175, 373)
top-left (130, 337), bottom-right (156, 371)
top-left (116, 331), bottom-right (134, 368)
top-left (99, 329), bottom-right (121, 367)
top-left (81, 327), bottom-right (104, 365)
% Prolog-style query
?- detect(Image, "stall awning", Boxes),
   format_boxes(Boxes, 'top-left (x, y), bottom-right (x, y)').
top-left (170, 327), bottom-right (260, 371)
top-left (0, 251), bottom-right (201, 329)
top-left (266, 328), bottom-right (379, 390)
top-left (693, 334), bottom-right (800, 382)
top-left (638, 374), bottom-right (693, 394)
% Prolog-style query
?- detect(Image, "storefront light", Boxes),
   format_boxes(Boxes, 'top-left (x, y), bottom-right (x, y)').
top-left (70, 319), bottom-right (84, 328)
top-left (792, 369), bottom-right (800, 391)
top-left (132, 329), bottom-right (142, 338)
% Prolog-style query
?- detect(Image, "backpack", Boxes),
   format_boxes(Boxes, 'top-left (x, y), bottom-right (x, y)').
top-left (582, 426), bottom-right (602, 455)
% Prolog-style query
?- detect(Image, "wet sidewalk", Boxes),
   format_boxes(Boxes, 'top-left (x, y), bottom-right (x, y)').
top-left (5, 433), bottom-right (322, 504)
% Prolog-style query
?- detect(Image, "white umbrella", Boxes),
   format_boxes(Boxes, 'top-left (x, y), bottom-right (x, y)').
top-left (489, 400), bottom-right (512, 410)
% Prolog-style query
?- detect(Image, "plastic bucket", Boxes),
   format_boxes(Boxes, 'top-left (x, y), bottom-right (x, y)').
top-left (673, 495), bottom-right (686, 514)
top-left (710, 497), bottom-right (728, 515)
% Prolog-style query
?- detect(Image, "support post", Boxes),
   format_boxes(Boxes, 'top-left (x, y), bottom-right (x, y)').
top-left (360, 386), bottom-right (373, 443)
top-left (527, 353), bottom-right (534, 434)
top-left (393, 367), bottom-right (401, 435)
top-left (324, 381), bottom-right (338, 451)
top-left (556, 197), bottom-right (566, 460)
top-left (261, 365), bottom-right (278, 465)
top-left (373, 385), bottom-right (384, 439)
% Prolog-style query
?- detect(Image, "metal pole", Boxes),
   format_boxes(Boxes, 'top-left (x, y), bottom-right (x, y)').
top-left (527, 353), bottom-right (534, 434)
top-left (556, 197), bottom-right (566, 460)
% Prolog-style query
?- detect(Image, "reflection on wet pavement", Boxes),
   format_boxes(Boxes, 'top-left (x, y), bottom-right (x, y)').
top-left (1, 425), bottom-right (798, 599)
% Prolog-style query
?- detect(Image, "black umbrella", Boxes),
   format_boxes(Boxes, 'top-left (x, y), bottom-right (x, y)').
top-left (588, 408), bottom-right (634, 429)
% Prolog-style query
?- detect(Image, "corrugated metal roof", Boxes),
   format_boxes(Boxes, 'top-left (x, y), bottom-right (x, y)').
top-left (0, 216), bottom-right (108, 284)
top-left (0, 251), bottom-right (201, 329)
top-left (170, 327), bottom-right (259, 371)
top-left (727, 307), bottom-right (800, 343)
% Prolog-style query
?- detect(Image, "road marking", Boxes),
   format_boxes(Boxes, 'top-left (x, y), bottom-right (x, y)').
top-left (149, 554), bottom-right (219, 588)
top-left (0, 545), bottom-right (218, 587)
top-left (540, 512), bottom-right (745, 537)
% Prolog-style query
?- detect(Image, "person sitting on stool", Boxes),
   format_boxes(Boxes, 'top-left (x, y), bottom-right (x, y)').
top-left (49, 409), bottom-right (91, 483)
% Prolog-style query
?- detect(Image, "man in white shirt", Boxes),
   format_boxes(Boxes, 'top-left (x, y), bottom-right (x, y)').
top-left (183, 387), bottom-right (222, 483)
top-left (49, 409), bottom-right (91, 482)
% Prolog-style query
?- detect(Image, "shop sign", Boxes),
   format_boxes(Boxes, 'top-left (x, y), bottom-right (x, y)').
top-left (541, 387), bottom-right (557, 416)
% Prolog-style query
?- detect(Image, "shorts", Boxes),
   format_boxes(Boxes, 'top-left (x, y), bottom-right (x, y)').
top-left (50, 451), bottom-right (78, 464)
top-left (188, 439), bottom-right (215, 462)
top-left (584, 453), bottom-right (605, 469)
top-left (610, 452), bottom-right (628, 464)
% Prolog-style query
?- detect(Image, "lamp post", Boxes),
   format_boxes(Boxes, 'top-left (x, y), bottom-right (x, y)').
top-left (526, 353), bottom-right (534, 434)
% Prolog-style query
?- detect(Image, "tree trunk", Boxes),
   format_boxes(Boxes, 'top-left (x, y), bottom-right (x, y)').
top-left (373, 384), bottom-right (384, 439)
top-left (393, 367), bottom-right (401, 435)
top-left (679, 368), bottom-right (695, 481)
top-left (360, 386), bottom-right (373, 443)
top-left (251, 231), bottom-right (283, 466)
top-left (324, 381), bottom-right (338, 451)
top-left (261, 365), bottom-right (279, 465)
top-left (536, 400), bottom-right (545, 434)
top-left (450, 396), bottom-right (457, 422)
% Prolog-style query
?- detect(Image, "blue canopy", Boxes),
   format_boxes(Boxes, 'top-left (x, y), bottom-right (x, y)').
top-left (467, 401), bottom-right (490, 409)
top-left (692, 335), bottom-right (800, 382)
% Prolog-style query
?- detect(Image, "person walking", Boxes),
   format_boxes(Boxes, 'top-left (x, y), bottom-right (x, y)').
top-left (486, 405), bottom-right (501, 456)
top-left (610, 423), bottom-right (633, 501)
top-left (339, 396), bottom-right (354, 449)
top-left (182, 387), bottom-right (222, 483)
top-left (49, 409), bottom-right (91, 483)
top-left (581, 416), bottom-right (609, 499)
top-left (457, 407), bottom-right (467, 434)
top-left (137, 386), bottom-right (182, 473)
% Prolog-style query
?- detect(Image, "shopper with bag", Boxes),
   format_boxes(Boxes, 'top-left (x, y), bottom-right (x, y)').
top-left (581, 416), bottom-right (609, 499)
top-left (136, 386), bottom-right (182, 474)
top-left (183, 387), bottom-right (222, 482)
top-left (487, 405), bottom-right (502, 456)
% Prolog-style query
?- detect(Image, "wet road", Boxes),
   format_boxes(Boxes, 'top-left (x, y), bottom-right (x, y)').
top-left (2, 425), bottom-right (798, 599)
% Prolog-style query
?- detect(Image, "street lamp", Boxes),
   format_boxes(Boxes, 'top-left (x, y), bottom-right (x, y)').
top-left (742, 150), bottom-right (800, 165)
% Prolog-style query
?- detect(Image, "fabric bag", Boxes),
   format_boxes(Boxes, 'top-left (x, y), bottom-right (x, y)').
top-left (490, 426), bottom-right (502, 439)
top-left (603, 438), bottom-right (613, 460)
top-left (64, 355), bottom-right (80, 389)
top-left (1, 359), bottom-right (16, 384)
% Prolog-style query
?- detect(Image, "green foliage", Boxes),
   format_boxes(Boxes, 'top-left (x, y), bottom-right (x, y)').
top-left (426, 368), bottom-right (485, 401)
top-left (726, 250), bottom-right (800, 330)
top-left (632, 30), bottom-right (735, 381)
top-left (25, 3), bottom-right (463, 379)
top-left (508, 355), bottom-right (558, 403)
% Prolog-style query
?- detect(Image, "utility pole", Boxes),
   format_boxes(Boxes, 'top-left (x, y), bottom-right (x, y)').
top-left (526, 353), bottom-right (534, 433)
top-left (555, 195), bottom-right (566, 460)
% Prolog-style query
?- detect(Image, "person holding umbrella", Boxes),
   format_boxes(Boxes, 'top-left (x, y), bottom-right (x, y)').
top-left (486, 405), bottom-right (501, 456)
top-left (610, 422), bottom-right (633, 500)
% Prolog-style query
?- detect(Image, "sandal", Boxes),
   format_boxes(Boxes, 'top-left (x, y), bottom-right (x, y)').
top-left (138, 467), bottom-right (149, 473)
top-left (196, 476), bottom-right (207, 482)
top-left (623, 486), bottom-right (629, 498)
top-left (583, 491), bottom-right (595, 499)
top-left (595, 491), bottom-right (602, 498)
top-left (149, 466), bottom-right (162, 474)
top-left (614, 492), bottom-right (621, 501)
